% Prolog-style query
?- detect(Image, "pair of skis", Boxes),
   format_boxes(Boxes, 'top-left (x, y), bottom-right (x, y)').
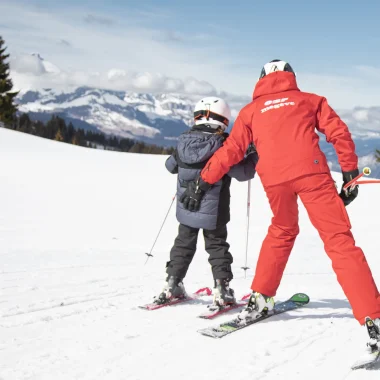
top-left (139, 289), bottom-right (310, 327)
top-left (138, 287), bottom-right (250, 319)
top-left (139, 289), bottom-right (380, 370)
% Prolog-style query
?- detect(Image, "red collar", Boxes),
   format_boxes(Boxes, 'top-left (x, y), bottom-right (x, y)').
top-left (253, 71), bottom-right (300, 99)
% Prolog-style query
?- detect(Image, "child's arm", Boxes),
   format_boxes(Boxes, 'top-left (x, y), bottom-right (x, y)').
top-left (227, 144), bottom-right (258, 182)
top-left (165, 151), bottom-right (179, 174)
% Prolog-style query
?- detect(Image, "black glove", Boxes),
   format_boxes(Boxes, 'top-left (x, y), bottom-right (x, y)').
top-left (339, 169), bottom-right (359, 206)
top-left (179, 177), bottom-right (212, 212)
top-left (245, 143), bottom-right (257, 157)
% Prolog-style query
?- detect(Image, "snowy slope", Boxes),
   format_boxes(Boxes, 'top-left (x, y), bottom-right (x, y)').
top-left (1, 128), bottom-right (380, 380)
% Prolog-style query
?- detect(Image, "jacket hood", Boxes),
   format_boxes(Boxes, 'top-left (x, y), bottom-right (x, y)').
top-left (253, 71), bottom-right (300, 99)
top-left (177, 130), bottom-right (224, 164)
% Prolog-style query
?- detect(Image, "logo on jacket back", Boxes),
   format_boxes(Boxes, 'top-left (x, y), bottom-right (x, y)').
top-left (261, 98), bottom-right (295, 113)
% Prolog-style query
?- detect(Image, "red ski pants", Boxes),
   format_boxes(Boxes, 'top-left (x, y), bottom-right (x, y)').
top-left (251, 174), bottom-right (380, 324)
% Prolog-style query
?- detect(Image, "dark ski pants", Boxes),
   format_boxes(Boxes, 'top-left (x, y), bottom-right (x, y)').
top-left (166, 223), bottom-right (233, 281)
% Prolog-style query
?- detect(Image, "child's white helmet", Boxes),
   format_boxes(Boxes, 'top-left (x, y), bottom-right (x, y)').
top-left (194, 97), bottom-right (231, 130)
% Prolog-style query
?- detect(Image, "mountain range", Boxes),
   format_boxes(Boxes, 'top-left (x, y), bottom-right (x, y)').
top-left (12, 54), bottom-right (380, 177)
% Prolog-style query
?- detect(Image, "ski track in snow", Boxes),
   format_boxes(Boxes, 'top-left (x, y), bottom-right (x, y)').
top-left (1, 128), bottom-right (379, 379)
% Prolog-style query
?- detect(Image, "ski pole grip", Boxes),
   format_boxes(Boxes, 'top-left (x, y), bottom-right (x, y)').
top-left (343, 167), bottom-right (371, 190)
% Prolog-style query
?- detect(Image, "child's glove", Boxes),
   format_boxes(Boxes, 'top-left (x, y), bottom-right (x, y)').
top-left (179, 177), bottom-right (212, 212)
top-left (245, 143), bottom-right (257, 156)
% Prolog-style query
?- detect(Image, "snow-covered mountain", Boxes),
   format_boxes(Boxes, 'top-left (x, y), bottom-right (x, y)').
top-left (16, 86), bottom-right (380, 176)
top-left (12, 53), bottom-right (233, 147)
top-left (11, 53), bottom-right (380, 175)
top-left (16, 87), bottom-right (195, 146)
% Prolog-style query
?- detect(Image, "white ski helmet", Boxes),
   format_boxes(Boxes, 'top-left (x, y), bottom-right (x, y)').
top-left (259, 59), bottom-right (296, 79)
top-left (194, 97), bottom-right (231, 130)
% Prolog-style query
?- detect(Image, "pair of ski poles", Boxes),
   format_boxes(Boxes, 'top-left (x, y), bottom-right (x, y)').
top-left (144, 180), bottom-right (253, 276)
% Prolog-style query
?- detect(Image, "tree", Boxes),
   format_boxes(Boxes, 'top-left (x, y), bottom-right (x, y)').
top-left (19, 113), bottom-right (32, 133)
top-left (376, 149), bottom-right (380, 163)
top-left (71, 132), bottom-right (79, 145)
top-left (54, 128), bottom-right (64, 142)
top-left (129, 142), bottom-right (144, 153)
top-left (0, 36), bottom-right (18, 126)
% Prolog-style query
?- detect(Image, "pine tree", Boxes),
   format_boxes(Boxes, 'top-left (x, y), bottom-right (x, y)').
top-left (54, 128), bottom-right (64, 142)
top-left (376, 149), bottom-right (380, 163)
top-left (72, 134), bottom-right (79, 145)
top-left (0, 36), bottom-right (18, 126)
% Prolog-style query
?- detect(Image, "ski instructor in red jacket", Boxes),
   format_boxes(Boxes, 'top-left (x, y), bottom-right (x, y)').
top-left (179, 59), bottom-right (380, 331)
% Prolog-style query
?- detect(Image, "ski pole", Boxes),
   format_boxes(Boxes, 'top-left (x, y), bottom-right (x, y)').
top-left (354, 179), bottom-right (380, 185)
top-left (343, 167), bottom-right (371, 191)
top-left (145, 194), bottom-right (176, 265)
top-left (241, 180), bottom-right (251, 278)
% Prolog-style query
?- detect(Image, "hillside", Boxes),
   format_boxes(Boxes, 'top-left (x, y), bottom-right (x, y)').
top-left (0, 128), bottom-right (379, 379)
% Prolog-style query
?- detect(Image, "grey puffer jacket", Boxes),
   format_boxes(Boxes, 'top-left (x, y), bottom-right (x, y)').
top-left (165, 125), bottom-right (258, 230)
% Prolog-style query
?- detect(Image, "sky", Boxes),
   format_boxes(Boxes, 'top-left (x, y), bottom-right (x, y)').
top-left (2, 0), bottom-right (380, 109)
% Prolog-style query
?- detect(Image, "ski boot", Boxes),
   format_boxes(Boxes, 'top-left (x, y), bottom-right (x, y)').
top-left (155, 275), bottom-right (187, 305)
top-left (212, 279), bottom-right (236, 307)
top-left (365, 317), bottom-right (380, 350)
top-left (238, 291), bottom-right (274, 323)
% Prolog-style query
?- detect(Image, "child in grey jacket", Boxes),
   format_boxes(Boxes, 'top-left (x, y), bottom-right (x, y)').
top-left (155, 97), bottom-right (258, 307)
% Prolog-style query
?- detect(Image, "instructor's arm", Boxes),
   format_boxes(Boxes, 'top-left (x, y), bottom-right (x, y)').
top-left (201, 114), bottom-right (253, 184)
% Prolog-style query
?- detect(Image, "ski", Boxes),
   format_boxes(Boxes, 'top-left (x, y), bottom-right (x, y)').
top-left (198, 294), bottom-right (251, 319)
top-left (197, 292), bottom-right (309, 338)
top-left (139, 287), bottom-right (212, 311)
top-left (351, 317), bottom-right (380, 370)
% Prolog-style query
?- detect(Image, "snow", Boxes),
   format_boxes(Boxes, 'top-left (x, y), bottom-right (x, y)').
top-left (1, 128), bottom-right (380, 379)
top-left (17, 88), bottom-right (191, 140)
top-left (22, 93), bottom-right (127, 112)
top-left (86, 108), bottom-right (161, 138)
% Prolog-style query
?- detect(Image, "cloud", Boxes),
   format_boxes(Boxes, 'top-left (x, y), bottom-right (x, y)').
top-left (84, 14), bottom-right (114, 26)
top-left (10, 54), bottom-right (46, 76)
top-left (9, 53), bottom-right (251, 120)
top-left (153, 30), bottom-right (185, 43)
top-left (355, 65), bottom-right (380, 79)
top-left (295, 71), bottom-right (380, 110)
top-left (152, 30), bottom-right (211, 45)
top-left (9, 54), bottom-right (222, 98)
top-left (183, 77), bottom-right (216, 95)
top-left (0, 1), bottom-right (246, 98)
top-left (358, 153), bottom-right (379, 168)
top-left (3, 1), bottom-right (380, 111)
top-left (58, 39), bottom-right (71, 47)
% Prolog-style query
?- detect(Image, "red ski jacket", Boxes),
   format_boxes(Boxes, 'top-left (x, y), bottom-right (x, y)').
top-left (201, 71), bottom-right (358, 187)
